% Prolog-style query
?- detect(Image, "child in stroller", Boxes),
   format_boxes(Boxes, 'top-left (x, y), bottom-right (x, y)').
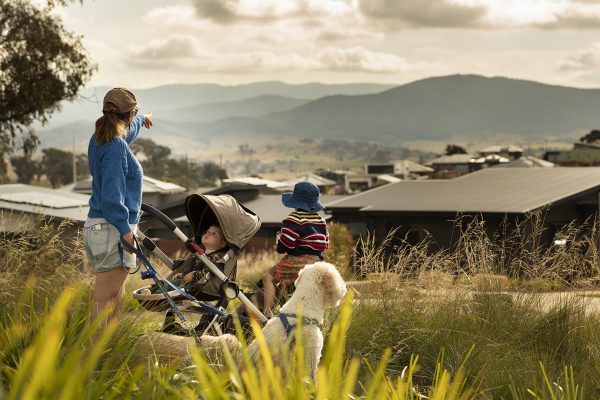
top-left (133, 193), bottom-right (263, 336)
top-left (143, 224), bottom-right (229, 298)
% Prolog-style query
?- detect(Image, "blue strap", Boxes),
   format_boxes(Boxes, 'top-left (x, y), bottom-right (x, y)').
top-left (278, 313), bottom-right (295, 336)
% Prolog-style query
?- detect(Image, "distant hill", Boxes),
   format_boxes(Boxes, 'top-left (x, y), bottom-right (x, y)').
top-left (36, 81), bottom-right (394, 130)
top-left (159, 95), bottom-right (309, 122)
top-left (193, 75), bottom-right (600, 142)
top-left (38, 75), bottom-right (600, 151)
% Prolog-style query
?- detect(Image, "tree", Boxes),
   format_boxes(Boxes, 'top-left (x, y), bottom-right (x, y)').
top-left (131, 138), bottom-right (228, 188)
top-left (580, 129), bottom-right (600, 143)
top-left (131, 138), bottom-right (172, 178)
top-left (41, 148), bottom-right (73, 188)
top-left (199, 161), bottom-right (228, 183)
top-left (10, 155), bottom-right (39, 184)
top-left (445, 144), bottom-right (468, 155)
top-left (0, 0), bottom-right (94, 177)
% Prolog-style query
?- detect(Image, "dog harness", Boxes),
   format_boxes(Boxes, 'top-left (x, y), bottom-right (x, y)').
top-left (278, 313), bottom-right (321, 337)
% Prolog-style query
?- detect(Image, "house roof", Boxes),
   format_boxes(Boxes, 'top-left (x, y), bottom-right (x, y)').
top-left (376, 174), bottom-right (402, 183)
top-left (326, 167), bottom-right (600, 214)
top-left (425, 154), bottom-right (473, 166)
top-left (64, 175), bottom-right (186, 194)
top-left (0, 184), bottom-right (89, 222)
top-left (174, 194), bottom-right (343, 226)
top-left (222, 176), bottom-right (288, 190)
top-left (470, 154), bottom-right (510, 164)
top-left (494, 156), bottom-right (554, 168)
top-left (283, 174), bottom-right (337, 187)
top-left (394, 160), bottom-right (434, 174)
top-left (479, 145), bottom-right (523, 153)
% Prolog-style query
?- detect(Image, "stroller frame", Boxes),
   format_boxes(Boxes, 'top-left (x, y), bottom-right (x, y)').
top-left (131, 200), bottom-right (268, 336)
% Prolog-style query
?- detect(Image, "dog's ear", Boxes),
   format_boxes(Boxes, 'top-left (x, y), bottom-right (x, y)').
top-left (320, 266), bottom-right (347, 307)
top-left (295, 266), bottom-right (306, 287)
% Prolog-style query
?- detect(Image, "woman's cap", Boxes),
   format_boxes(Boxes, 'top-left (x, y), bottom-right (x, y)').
top-left (103, 88), bottom-right (137, 113)
top-left (281, 181), bottom-right (325, 212)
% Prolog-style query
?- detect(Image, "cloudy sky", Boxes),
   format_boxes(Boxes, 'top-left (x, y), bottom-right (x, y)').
top-left (58, 0), bottom-right (600, 89)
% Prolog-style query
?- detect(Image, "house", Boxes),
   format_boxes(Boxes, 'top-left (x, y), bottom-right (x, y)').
top-left (64, 175), bottom-right (188, 210)
top-left (494, 156), bottom-right (554, 168)
top-left (0, 184), bottom-right (89, 263)
top-left (0, 184), bottom-right (89, 232)
top-left (469, 154), bottom-right (511, 171)
top-left (478, 145), bottom-right (523, 160)
top-left (329, 161), bottom-right (432, 194)
top-left (365, 160), bottom-right (433, 179)
top-left (573, 141), bottom-right (600, 151)
top-left (425, 154), bottom-right (473, 178)
top-left (282, 174), bottom-right (337, 193)
top-left (326, 168), bottom-right (600, 251)
top-left (221, 176), bottom-right (288, 191)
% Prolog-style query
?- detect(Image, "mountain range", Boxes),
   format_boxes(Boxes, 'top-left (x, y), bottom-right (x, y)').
top-left (38, 75), bottom-right (599, 152)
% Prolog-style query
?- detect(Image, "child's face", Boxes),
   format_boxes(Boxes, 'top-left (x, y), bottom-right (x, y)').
top-left (201, 225), bottom-right (226, 251)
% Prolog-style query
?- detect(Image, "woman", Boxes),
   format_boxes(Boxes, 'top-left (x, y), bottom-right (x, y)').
top-left (83, 87), bottom-right (153, 325)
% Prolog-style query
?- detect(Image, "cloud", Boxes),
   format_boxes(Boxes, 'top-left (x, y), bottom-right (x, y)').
top-left (132, 35), bottom-right (206, 60)
top-left (537, 11), bottom-right (600, 29)
top-left (129, 35), bottom-right (426, 73)
top-left (194, 0), bottom-right (239, 23)
top-left (558, 43), bottom-right (600, 71)
top-left (142, 5), bottom-right (203, 29)
top-left (316, 47), bottom-right (419, 72)
top-left (358, 0), bottom-right (487, 28)
top-left (191, 0), bottom-right (356, 23)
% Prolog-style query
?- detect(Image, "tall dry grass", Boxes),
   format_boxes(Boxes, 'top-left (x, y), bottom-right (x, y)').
top-left (0, 214), bottom-right (596, 398)
top-left (346, 284), bottom-right (600, 398)
top-left (0, 215), bottom-right (88, 310)
top-left (354, 210), bottom-right (600, 288)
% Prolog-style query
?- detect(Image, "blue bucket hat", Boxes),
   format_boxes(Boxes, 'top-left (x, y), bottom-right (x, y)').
top-left (282, 182), bottom-right (325, 212)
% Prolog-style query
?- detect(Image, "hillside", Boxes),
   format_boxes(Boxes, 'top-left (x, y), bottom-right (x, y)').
top-left (199, 75), bottom-right (600, 141)
top-left (37, 75), bottom-right (600, 151)
top-left (35, 81), bottom-right (393, 130)
top-left (159, 95), bottom-right (308, 122)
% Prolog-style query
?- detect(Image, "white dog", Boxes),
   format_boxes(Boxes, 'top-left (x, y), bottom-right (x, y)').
top-left (199, 261), bottom-right (347, 380)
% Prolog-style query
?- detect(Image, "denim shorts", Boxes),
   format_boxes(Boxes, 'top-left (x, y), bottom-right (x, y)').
top-left (83, 223), bottom-right (137, 273)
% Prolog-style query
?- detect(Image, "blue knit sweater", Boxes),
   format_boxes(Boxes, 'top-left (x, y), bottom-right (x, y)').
top-left (87, 115), bottom-right (145, 236)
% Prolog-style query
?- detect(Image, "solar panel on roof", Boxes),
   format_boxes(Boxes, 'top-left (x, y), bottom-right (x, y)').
top-left (0, 191), bottom-right (89, 209)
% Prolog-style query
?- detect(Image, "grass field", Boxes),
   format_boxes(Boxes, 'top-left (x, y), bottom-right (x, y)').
top-left (2, 215), bottom-right (600, 398)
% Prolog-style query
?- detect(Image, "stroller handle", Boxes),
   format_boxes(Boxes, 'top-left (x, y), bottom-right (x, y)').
top-left (141, 203), bottom-right (189, 243)
top-left (140, 202), bottom-right (268, 323)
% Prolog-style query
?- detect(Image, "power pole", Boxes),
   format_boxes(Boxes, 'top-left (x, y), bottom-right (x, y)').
top-left (184, 153), bottom-right (188, 190)
top-left (72, 136), bottom-right (76, 184)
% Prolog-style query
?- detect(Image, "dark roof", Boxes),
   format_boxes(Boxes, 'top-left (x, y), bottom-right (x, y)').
top-left (240, 194), bottom-right (338, 225)
top-left (174, 194), bottom-right (343, 226)
top-left (326, 167), bottom-right (600, 214)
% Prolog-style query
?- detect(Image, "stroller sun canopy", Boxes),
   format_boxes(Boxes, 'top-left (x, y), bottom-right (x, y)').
top-left (185, 194), bottom-right (261, 249)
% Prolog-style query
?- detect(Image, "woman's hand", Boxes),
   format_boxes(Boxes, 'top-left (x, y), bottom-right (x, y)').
top-left (121, 231), bottom-right (135, 253)
top-left (143, 112), bottom-right (153, 129)
top-left (181, 272), bottom-right (194, 284)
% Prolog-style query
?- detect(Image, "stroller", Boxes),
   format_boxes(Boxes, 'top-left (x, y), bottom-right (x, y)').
top-left (131, 193), bottom-right (268, 336)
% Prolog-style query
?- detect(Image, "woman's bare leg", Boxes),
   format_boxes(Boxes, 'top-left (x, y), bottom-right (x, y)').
top-left (89, 267), bottom-right (129, 327)
top-left (262, 272), bottom-right (276, 317)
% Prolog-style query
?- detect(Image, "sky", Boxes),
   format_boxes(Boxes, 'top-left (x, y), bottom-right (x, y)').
top-left (57, 0), bottom-right (600, 89)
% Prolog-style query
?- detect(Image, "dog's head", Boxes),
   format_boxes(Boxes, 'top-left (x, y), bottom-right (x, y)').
top-left (295, 262), bottom-right (347, 307)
